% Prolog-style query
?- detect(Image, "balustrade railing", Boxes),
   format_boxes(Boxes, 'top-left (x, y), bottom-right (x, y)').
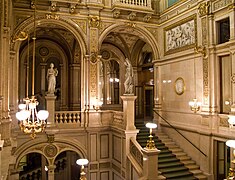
top-left (130, 137), bottom-right (143, 167)
top-left (55, 111), bottom-right (81, 125)
top-left (112, 0), bottom-right (152, 8)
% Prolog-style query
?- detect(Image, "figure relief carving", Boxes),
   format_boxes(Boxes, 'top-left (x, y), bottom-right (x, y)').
top-left (88, 16), bottom-right (100, 28)
top-left (198, 1), bottom-right (210, 17)
top-left (47, 63), bottom-right (58, 95)
top-left (124, 58), bottom-right (134, 95)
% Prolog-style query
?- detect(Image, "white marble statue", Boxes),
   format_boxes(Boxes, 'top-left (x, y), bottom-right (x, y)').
top-left (124, 58), bottom-right (134, 94)
top-left (47, 63), bottom-right (58, 94)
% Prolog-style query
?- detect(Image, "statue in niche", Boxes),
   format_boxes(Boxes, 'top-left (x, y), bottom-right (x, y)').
top-left (47, 63), bottom-right (58, 95)
top-left (124, 58), bottom-right (134, 95)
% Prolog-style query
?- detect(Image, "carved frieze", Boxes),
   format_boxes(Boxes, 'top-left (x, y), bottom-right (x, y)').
top-left (164, 15), bottom-right (197, 55)
top-left (212, 0), bottom-right (233, 12)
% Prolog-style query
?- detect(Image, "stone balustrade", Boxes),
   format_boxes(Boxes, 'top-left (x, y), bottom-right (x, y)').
top-left (113, 0), bottom-right (151, 8)
top-left (130, 137), bottom-right (143, 168)
top-left (55, 111), bottom-right (81, 125)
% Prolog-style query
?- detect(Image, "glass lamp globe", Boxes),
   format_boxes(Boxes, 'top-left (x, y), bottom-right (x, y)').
top-left (37, 110), bottom-right (49, 120)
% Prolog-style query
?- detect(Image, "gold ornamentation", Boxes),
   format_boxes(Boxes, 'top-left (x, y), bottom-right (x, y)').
top-left (44, 144), bottom-right (57, 158)
top-left (231, 73), bottom-right (235, 83)
top-left (90, 29), bottom-right (98, 53)
top-left (46, 14), bottom-right (60, 20)
top-left (88, 16), bottom-right (100, 28)
top-left (198, 2), bottom-right (210, 17)
top-left (203, 57), bottom-right (209, 105)
top-left (90, 53), bottom-right (98, 64)
top-left (126, 22), bottom-right (136, 28)
top-left (12, 31), bottom-right (28, 42)
top-left (47, 134), bottom-right (55, 143)
top-left (195, 45), bottom-right (207, 58)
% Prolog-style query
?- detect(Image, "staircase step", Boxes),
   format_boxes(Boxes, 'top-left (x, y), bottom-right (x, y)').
top-left (163, 170), bottom-right (194, 179)
top-left (159, 166), bottom-right (189, 173)
top-left (135, 119), bottom-right (206, 180)
top-left (158, 161), bottom-right (183, 168)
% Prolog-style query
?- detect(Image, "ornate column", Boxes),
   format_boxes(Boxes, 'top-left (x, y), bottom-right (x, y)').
top-left (88, 15), bottom-right (101, 109)
top-left (47, 165), bottom-right (56, 180)
top-left (40, 62), bottom-right (47, 93)
top-left (69, 63), bottom-right (81, 110)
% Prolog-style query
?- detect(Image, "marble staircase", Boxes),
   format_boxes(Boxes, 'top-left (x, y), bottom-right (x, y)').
top-left (135, 119), bottom-right (207, 180)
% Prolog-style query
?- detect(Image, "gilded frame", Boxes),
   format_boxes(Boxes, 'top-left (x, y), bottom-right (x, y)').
top-left (164, 15), bottom-right (197, 55)
top-left (174, 77), bottom-right (185, 95)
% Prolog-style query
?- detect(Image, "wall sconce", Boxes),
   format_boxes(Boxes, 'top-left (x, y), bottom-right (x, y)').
top-left (76, 159), bottom-right (89, 180)
top-left (145, 122), bottom-right (157, 150)
top-left (189, 98), bottom-right (202, 113)
top-left (226, 140), bottom-right (235, 179)
top-left (228, 115), bottom-right (235, 128)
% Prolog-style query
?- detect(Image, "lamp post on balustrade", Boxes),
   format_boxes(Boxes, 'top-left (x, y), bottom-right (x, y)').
top-left (76, 159), bottom-right (89, 180)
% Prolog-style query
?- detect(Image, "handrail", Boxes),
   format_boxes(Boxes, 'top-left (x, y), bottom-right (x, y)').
top-left (153, 109), bottom-right (207, 157)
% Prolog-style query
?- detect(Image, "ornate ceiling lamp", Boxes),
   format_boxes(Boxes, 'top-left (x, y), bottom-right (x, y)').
top-left (16, 1), bottom-right (49, 139)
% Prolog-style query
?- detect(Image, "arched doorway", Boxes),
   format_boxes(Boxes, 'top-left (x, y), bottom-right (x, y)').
top-left (54, 150), bottom-right (81, 180)
top-left (18, 152), bottom-right (48, 180)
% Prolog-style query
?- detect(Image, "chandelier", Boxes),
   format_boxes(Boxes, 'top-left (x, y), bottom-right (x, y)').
top-left (16, 1), bottom-right (49, 139)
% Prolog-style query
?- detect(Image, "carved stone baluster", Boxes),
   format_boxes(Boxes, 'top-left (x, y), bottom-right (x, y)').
top-left (71, 113), bottom-right (75, 123)
top-left (55, 113), bottom-right (58, 124)
top-left (59, 113), bottom-right (63, 124)
top-left (68, 113), bottom-right (72, 123)
top-left (64, 113), bottom-right (67, 123)
top-left (77, 114), bottom-right (81, 126)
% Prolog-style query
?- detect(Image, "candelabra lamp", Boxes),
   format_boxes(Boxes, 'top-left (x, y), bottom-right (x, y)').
top-left (145, 122), bottom-right (157, 149)
top-left (76, 159), bottom-right (89, 180)
top-left (189, 98), bottom-right (202, 113)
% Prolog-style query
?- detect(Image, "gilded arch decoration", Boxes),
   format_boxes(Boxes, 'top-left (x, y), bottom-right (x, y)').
top-left (14, 140), bottom-right (87, 169)
top-left (98, 23), bottom-right (160, 61)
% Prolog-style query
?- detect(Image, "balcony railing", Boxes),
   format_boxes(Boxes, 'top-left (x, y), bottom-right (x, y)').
top-left (112, 0), bottom-right (152, 11)
top-left (55, 111), bottom-right (81, 125)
